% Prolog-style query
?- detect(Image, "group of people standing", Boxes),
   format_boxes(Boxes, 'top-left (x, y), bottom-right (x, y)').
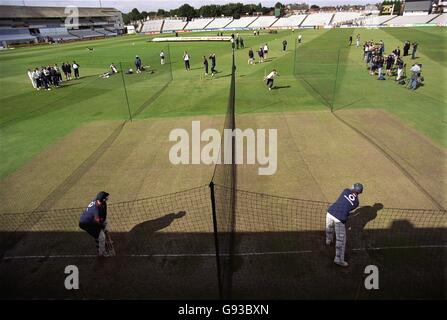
top-left (247, 43), bottom-right (270, 65)
top-left (363, 40), bottom-right (405, 81)
top-left (361, 38), bottom-right (423, 90)
top-left (27, 61), bottom-right (80, 91)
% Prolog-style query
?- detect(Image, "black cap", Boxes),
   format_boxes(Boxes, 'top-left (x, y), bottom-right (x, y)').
top-left (96, 191), bottom-right (109, 201)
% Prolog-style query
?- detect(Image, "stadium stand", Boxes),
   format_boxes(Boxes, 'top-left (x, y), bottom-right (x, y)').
top-left (225, 16), bottom-right (259, 29)
top-left (0, 28), bottom-right (36, 44)
top-left (95, 28), bottom-right (117, 36)
top-left (403, 0), bottom-right (433, 15)
top-left (300, 13), bottom-right (334, 27)
top-left (360, 14), bottom-right (397, 26)
top-left (0, 5), bottom-right (123, 45)
top-left (430, 13), bottom-right (447, 24)
top-left (383, 14), bottom-right (440, 26)
top-left (271, 15), bottom-right (308, 28)
top-left (184, 18), bottom-right (215, 30)
top-left (162, 19), bottom-right (187, 32)
top-left (205, 17), bottom-right (233, 29)
top-left (37, 27), bottom-right (78, 40)
top-left (68, 29), bottom-right (103, 39)
top-left (141, 19), bottom-right (164, 33)
top-left (247, 16), bottom-right (278, 28)
top-left (331, 12), bottom-right (362, 25)
top-left (26, 19), bottom-right (64, 27)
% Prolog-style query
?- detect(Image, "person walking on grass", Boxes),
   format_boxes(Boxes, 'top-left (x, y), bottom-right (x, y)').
top-left (209, 53), bottom-right (216, 76)
top-left (326, 183), bottom-right (363, 267)
top-left (72, 61), bottom-right (80, 79)
top-left (203, 55), bottom-right (209, 76)
top-left (160, 50), bottom-right (165, 65)
top-left (135, 55), bottom-right (142, 73)
top-left (183, 51), bottom-right (191, 71)
top-left (248, 48), bottom-right (255, 65)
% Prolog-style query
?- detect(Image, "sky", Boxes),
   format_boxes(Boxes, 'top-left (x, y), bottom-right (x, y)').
top-left (1, 0), bottom-right (376, 12)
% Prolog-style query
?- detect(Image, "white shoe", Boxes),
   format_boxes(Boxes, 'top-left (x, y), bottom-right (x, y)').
top-left (334, 260), bottom-right (349, 267)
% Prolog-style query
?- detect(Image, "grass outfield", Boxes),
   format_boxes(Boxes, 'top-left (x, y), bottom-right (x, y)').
top-left (0, 27), bottom-right (445, 182)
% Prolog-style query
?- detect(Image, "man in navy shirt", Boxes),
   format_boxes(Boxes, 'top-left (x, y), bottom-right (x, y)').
top-left (135, 55), bottom-right (142, 73)
top-left (326, 183), bottom-right (363, 267)
top-left (79, 191), bottom-right (111, 256)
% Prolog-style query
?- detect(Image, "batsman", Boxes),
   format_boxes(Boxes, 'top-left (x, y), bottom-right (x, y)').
top-left (326, 183), bottom-right (363, 267)
top-left (79, 191), bottom-right (114, 257)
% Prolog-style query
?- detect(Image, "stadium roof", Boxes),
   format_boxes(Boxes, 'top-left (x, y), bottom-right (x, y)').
top-left (0, 6), bottom-right (120, 19)
top-left (404, 0), bottom-right (433, 12)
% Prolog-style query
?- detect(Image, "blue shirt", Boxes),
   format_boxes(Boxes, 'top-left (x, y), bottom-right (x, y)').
top-left (79, 200), bottom-right (106, 225)
top-left (327, 189), bottom-right (359, 224)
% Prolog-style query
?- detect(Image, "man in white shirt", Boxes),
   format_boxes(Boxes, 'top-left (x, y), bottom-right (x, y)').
top-left (264, 69), bottom-right (278, 91)
top-left (263, 44), bottom-right (269, 61)
top-left (72, 61), bottom-right (80, 79)
top-left (408, 64), bottom-right (421, 91)
top-left (183, 51), bottom-right (191, 71)
top-left (160, 50), bottom-right (165, 65)
top-left (298, 34), bottom-right (302, 44)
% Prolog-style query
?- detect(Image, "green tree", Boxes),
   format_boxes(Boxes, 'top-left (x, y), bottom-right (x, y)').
top-left (157, 9), bottom-right (167, 17)
top-left (178, 3), bottom-right (197, 20)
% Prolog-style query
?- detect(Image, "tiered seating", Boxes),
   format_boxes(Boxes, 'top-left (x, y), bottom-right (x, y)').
top-left (184, 18), bottom-right (214, 30)
top-left (27, 19), bottom-right (63, 27)
top-left (68, 29), bottom-right (103, 39)
top-left (162, 19), bottom-right (187, 32)
top-left (91, 18), bottom-right (108, 26)
top-left (359, 15), bottom-right (396, 26)
top-left (95, 28), bottom-right (117, 36)
top-left (225, 16), bottom-right (258, 28)
top-left (383, 14), bottom-right (440, 26)
top-left (141, 20), bottom-right (164, 33)
top-left (205, 17), bottom-right (233, 29)
top-left (301, 13), bottom-right (334, 27)
top-left (0, 28), bottom-right (36, 42)
top-left (430, 13), bottom-right (446, 24)
top-left (331, 12), bottom-right (362, 25)
top-left (271, 15), bottom-right (307, 28)
top-left (248, 16), bottom-right (278, 28)
top-left (38, 27), bottom-right (78, 40)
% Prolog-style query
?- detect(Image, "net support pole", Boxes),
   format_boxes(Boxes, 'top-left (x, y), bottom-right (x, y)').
top-left (331, 48), bottom-right (341, 112)
top-left (119, 62), bottom-right (133, 122)
top-left (167, 44), bottom-right (173, 81)
top-left (293, 34), bottom-right (297, 75)
top-left (209, 181), bottom-right (223, 299)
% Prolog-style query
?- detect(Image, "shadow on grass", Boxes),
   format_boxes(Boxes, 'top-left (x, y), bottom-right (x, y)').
top-left (0, 193), bottom-right (444, 299)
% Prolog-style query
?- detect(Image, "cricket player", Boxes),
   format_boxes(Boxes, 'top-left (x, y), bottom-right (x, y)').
top-left (326, 183), bottom-right (363, 267)
top-left (209, 53), bottom-right (216, 76)
top-left (160, 50), bottom-right (165, 65)
top-left (264, 69), bottom-right (278, 91)
top-left (79, 191), bottom-right (112, 257)
top-left (135, 55), bottom-right (142, 73)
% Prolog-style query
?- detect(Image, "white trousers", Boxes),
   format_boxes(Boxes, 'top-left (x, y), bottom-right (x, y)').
top-left (326, 213), bottom-right (347, 262)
